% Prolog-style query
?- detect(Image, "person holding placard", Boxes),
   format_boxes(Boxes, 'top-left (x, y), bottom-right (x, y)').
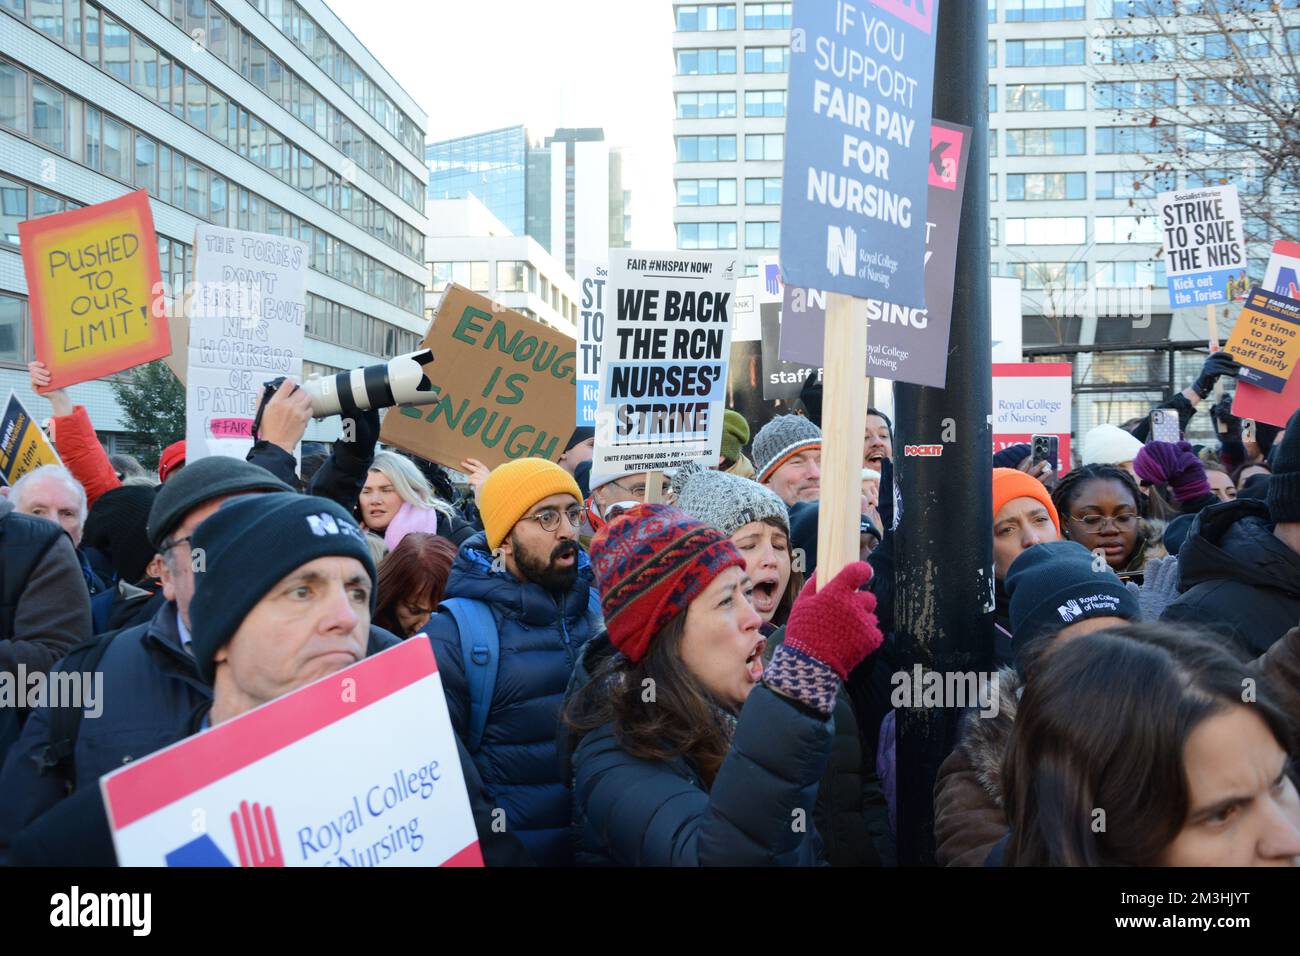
top-left (565, 504), bottom-right (883, 866)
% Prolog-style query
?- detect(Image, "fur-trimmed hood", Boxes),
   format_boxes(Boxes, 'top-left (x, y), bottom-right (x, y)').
top-left (953, 665), bottom-right (1021, 806)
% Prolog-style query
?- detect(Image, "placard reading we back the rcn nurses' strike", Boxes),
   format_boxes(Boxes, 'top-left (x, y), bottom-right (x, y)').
top-left (779, 0), bottom-right (939, 307)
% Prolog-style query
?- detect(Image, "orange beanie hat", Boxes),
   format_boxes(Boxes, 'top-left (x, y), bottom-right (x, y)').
top-left (992, 467), bottom-right (1060, 535)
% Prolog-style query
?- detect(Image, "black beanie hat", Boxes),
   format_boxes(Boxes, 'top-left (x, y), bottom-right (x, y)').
top-left (1267, 409), bottom-right (1300, 524)
top-left (147, 456), bottom-right (293, 550)
top-left (1006, 540), bottom-right (1140, 644)
top-left (188, 493), bottom-right (377, 685)
top-left (82, 484), bottom-right (159, 584)
top-left (565, 426), bottom-right (595, 452)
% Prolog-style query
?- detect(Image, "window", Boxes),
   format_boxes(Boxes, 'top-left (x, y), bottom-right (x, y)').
top-left (1183, 123), bottom-right (1269, 153)
top-left (186, 72), bottom-right (207, 131)
top-left (1005, 0), bottom-right (1085, 20)
top-left (676, 4), bottom-right (737, 31)
top-left (990, 174), bottom-right (998, 201)
top-left (101, 114), bottom-right (128, 181)
top-left (675, 221), bottom-right (737, 249)
top-left (209, 87), bottom-right (227, 142)
top-left (84, 2), bottom-right (99, 66)
top-left (744, 89), bottom-right (786, 116)
top-left (1006, 83), bottom-right (1085, 111)
top-left (0, 62), bottom-right (27, 135)
top-left (1095, 260), bottom-right (1166, 287)
top-left (745, 177), bottom-right (782, 204)
top-left (1095, 216), bottom-right (1162, 243)
top-left (1006, 172), bottom-right (1086, 201)
top-left (1095, 170), bottom-right (1174, 199)
top-left (744, 221), bottom-right (780, 248)
top-left (1006, 127), bottom-right (1085, 155)
top-left (676, 135), bottom-right (737, 162)
top-left (1097, 0), bottom-right (1176, 14)
top-left (989, 85), bottom-right (997, 113)
top-left (1183, 30), bottom-right (1270, 60)
top-left (744, 133), bottom-right (783, 161)
top-left (1009, 261), bottom-right (1087, 289)
top-left (0, 176), bottom-right (27, 245)
top-left (133, 37), bottom-right (158, 102)
top-left (469, 261), bottom-right (489, 292)
top-left (1005, 38), bottom-right (1086, 66)
top-left (1005, 217), bottom-right (1086, 244)
top-left (677, 178), bottom-right (737, 205)
top-left (102, 15), bottom-right (131, 84)
top-left (1096, 125), bottom-right (1174, 154)
top-left (210, 175), bottom-right (227, 223)
top-left (988, 40), bottom-right (997, 68)
top-left (744, 2), bottom-right (791, 29)
top-left (676, 91), bottom-right (737, 118)
top-left (30, 0), bottom-right (62, 42)
top-left (32, 79), bottom-right (64, 152)
top-left (0, 293), bottom-right (25, 364)
top-left (497, 260), bottom-right (527, 292)
top-left (1184, 77), bottom-right (1271, 107)
top-left (675, 47), bottom-right (737, 75)
top-left (430, 261), bottom-right (452, 292)
top-left (1095, 80), bottom-right (1176, 110)
top-left (745, 46), bottom-right (789, 73)
top-left (185, 159), bottom-right (207, 216)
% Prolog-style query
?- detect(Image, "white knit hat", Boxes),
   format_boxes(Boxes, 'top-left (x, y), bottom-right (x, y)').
top-left (1081, 423), bottom-right (1144, 466)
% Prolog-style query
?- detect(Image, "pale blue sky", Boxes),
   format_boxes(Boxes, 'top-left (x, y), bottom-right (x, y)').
top-left (324, 0), bottom-right (677, 248)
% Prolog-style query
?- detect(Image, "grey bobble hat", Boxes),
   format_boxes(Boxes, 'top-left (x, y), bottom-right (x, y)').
top-left (147, 456), bottom-right (294, 549)
top-left (671, 461), bottom-right (790, 536)
top-left (752, 414), bottom-right (822, 484)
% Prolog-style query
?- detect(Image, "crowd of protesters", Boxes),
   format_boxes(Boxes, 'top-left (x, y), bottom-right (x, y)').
top-left (0, 349), bottom-right (1297, 868)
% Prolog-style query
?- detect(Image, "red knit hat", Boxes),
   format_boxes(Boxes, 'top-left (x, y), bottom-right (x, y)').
top-left (158, 440), bottom-right (186, 483)
top-left (590, 503), bottom-right (747, 663)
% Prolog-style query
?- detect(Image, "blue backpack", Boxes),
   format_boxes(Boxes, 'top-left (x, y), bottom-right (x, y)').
top-left (441, 589), bottom-right (603, 753)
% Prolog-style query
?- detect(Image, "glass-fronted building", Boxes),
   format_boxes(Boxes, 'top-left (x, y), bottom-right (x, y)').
top-left (0, 0), bottom-right (430, 446)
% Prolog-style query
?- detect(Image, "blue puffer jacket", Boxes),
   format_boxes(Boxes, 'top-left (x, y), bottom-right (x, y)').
top-left (571, 680), bottom-right (832, 866)
top-left (421, 532), bottom-right (597, 866)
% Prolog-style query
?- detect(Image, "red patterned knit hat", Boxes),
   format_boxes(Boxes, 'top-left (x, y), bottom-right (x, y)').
top-left (590, 503), bottom-right (747, 663)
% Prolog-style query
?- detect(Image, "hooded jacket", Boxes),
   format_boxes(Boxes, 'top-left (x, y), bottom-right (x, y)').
top-left (1162, 498), bottom-right (1300, 655)
top-left (421, 532), bottom-right (598, 866)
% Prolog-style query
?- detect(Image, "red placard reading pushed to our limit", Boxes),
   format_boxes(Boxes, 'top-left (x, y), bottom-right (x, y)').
top-left (19, 190), bottom-right (169, 392)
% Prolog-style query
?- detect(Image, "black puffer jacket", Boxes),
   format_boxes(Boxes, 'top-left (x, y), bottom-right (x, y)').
top-left (564, 635), bottom-right (830, 866)
top-left (1162, 498), bottom-right (1300, 655)
top-left (764, 625), bottom-right (889, 866)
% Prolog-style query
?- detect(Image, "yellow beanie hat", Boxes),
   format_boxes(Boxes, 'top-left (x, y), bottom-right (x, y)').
top-left (479, 458), bottom-right (584, 551)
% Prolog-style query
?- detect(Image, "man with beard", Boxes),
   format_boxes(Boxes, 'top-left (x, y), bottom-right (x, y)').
top-left (420, 458), bottom-right (599, 866)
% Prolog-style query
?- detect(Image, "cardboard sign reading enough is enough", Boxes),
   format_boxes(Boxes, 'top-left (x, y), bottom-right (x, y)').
top-left (380, 285), bottom-right (577, 472)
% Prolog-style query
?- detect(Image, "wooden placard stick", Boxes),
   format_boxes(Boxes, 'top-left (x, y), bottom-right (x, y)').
top-left (816, 293), bottom-right (868, 584)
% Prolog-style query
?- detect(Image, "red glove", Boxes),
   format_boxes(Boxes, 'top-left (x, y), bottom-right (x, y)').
top-left (784, 561), bottom-right (884, 680)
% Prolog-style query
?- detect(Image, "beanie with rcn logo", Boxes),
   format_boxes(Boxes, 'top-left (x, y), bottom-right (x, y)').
top-left (188, 492), bottom-right (377, 684)
top-left (1006, 540), bottom-right (1139, 647)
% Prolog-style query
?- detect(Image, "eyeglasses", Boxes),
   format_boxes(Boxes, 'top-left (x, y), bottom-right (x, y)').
top-left (610, 478), bottom-right (647, 498)
top-left (1069, 513), bottom-right (1139, 532)
top-left (522, 504), bottom-right (584, 533)
top-left (159, 535), bottom-right (193, 554)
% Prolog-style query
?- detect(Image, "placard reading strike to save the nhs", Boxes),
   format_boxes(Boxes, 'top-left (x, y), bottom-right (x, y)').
top-left (779, 0), bottom-right (938, 307)
top-left (593, 251), bottom-right (736, 474)
top-left (1158, 184), bottom-right (1246, 308)
top-left (102, 638), bottom-right (481, 867)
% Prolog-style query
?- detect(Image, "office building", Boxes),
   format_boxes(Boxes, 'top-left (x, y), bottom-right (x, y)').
top-left (1, 0), bottom-right (430, 446)
top-left (427, 124), bottom-right (630, 277)
top-left (425, 197), bottom-right (578, 338)
top-left (670, 0), bottom-right (1295, 345)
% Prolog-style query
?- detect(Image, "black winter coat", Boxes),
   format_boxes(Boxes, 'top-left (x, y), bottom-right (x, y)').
top-left (764, 625), bottom-right (889, 866)
top-left (1162, 498), bottom-right (1300, 655)
top-left (570, 674), bottom-right (832, 866)
top-left (421, 533), bottom-right (598, 866)
top-left (0, 600), bottom-right (401, 863)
